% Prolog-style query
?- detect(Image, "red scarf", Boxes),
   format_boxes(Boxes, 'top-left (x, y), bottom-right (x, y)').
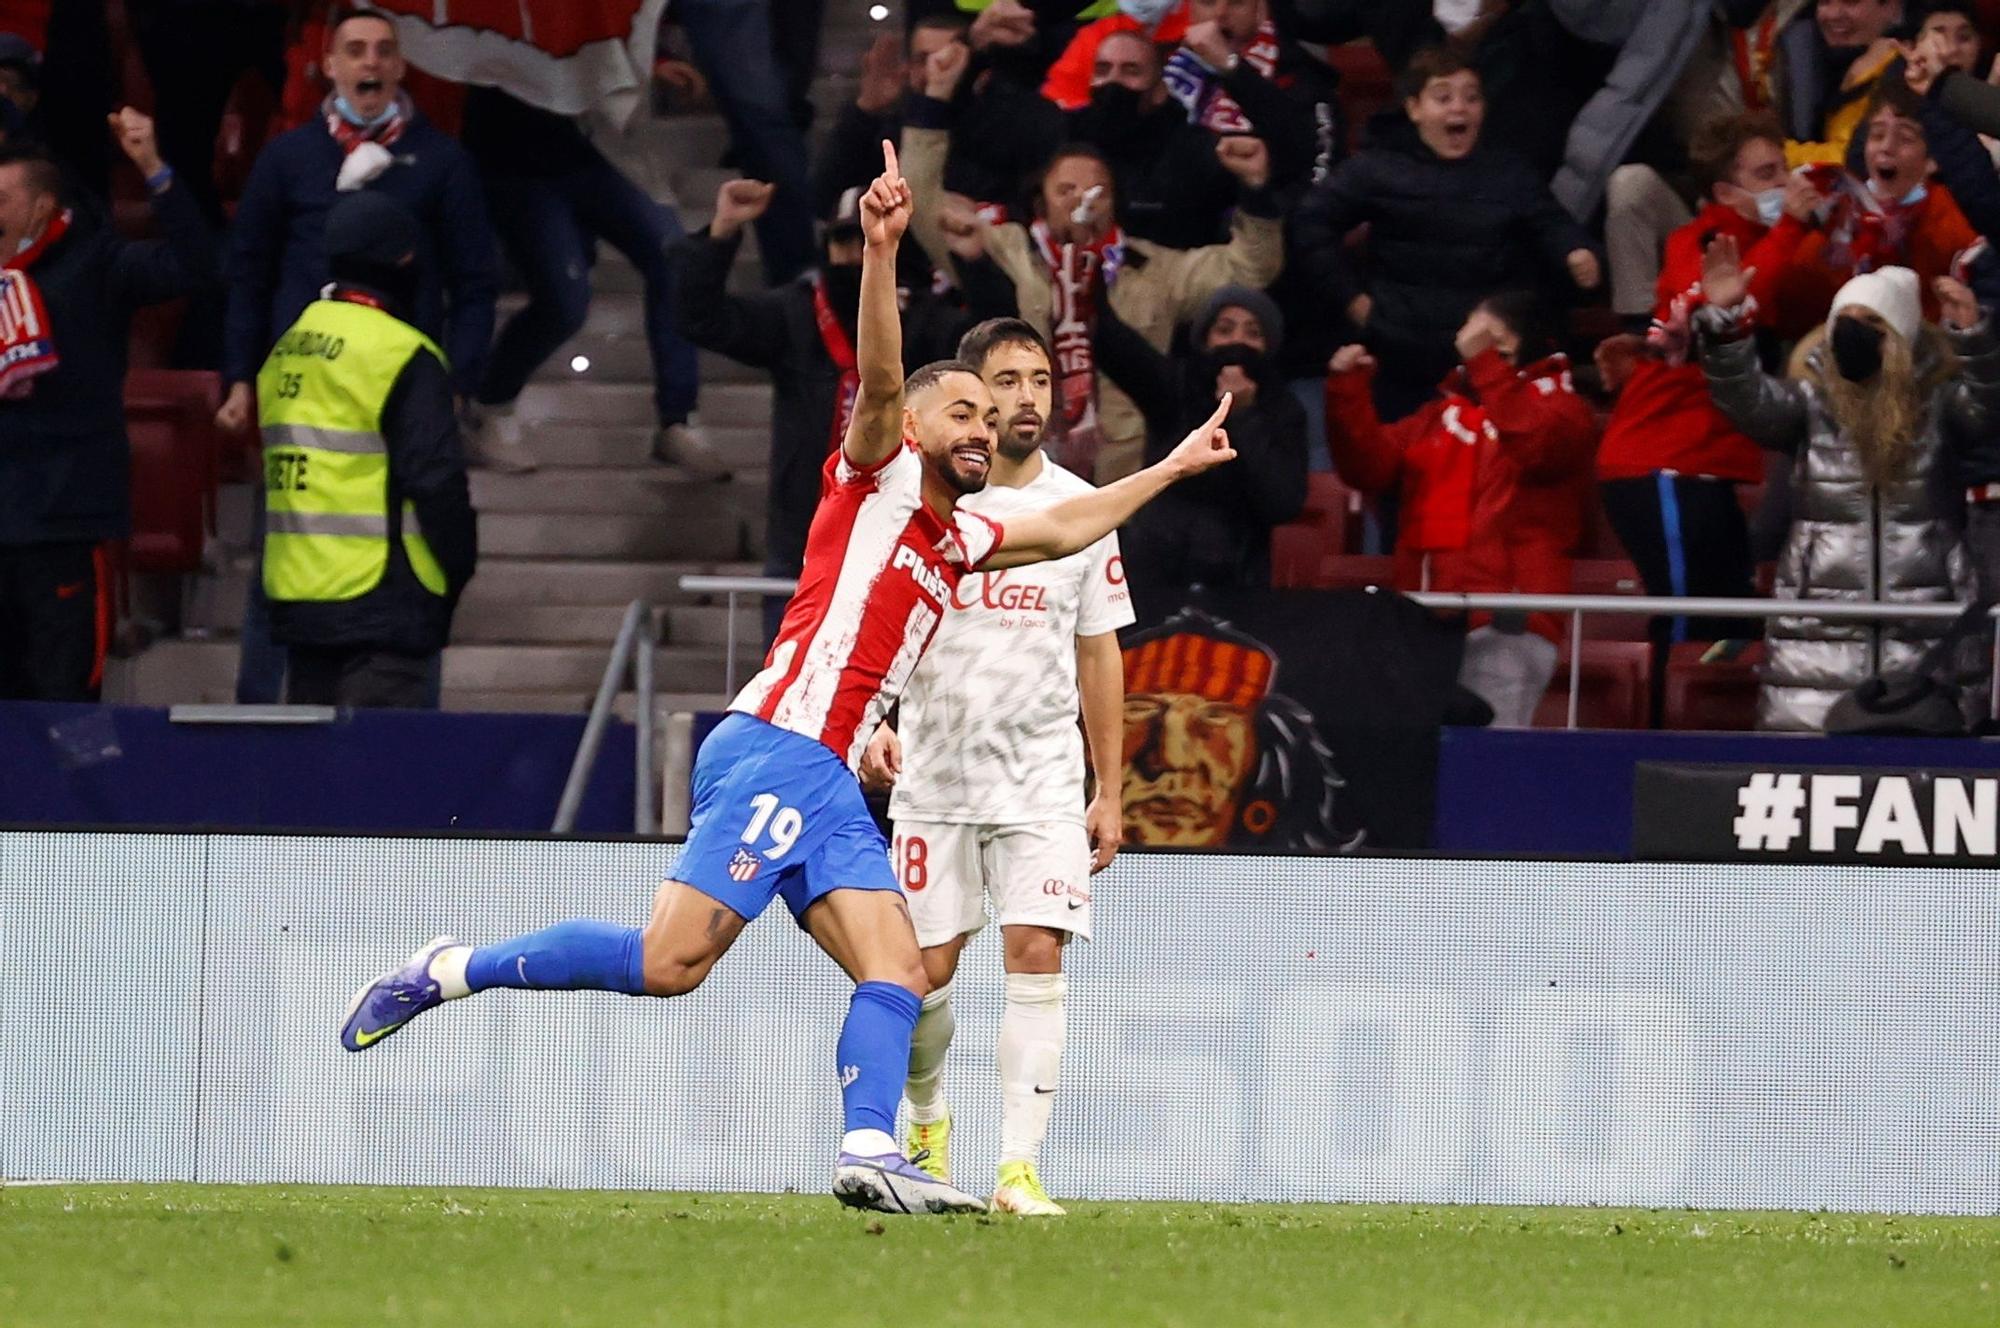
top-left (324, 91), bottom-right (410, 154)
top-left (1817, 172), bottom-right (1926, 274)
top-left (811, 273), bottom-right (859, 456)
top-left (1031, 220), bottom-right (1126, 477)
top-left (1163, 21), bottom-right (1282, 134)
top-left (1729, 14), bottom-right (1779, 112)
top-left (0, 208), bottom-right (70, 400)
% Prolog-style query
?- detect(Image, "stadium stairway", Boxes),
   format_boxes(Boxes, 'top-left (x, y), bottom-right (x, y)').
top-left (105, 6), bottom-right (889, 716)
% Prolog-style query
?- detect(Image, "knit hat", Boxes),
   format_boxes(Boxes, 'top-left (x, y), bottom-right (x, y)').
top-left (325, 190), bottom-right (418, 269)
top-left (1194, 284), bottom-right (1284, 352)
top-left (824, 186), bottom-right (864, 243)
top-left (0, 33), bottom-right (40, 90)
top-left (1827, 266), bottom-right (1922, 344)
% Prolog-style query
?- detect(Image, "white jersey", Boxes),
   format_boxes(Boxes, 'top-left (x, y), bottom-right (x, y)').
top-left (890, 458), bottom-right (1134, 825)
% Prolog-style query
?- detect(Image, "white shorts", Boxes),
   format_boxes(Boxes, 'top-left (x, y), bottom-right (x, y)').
top-left (890, 820), bottom-right (1093, 948)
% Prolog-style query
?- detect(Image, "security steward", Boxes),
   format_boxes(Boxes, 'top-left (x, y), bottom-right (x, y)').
top-left (258, 191), bottom-right (475, 708)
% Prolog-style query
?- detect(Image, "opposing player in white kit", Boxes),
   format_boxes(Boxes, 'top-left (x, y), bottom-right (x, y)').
top-left (861, 319), bottom-right (1133, 1215)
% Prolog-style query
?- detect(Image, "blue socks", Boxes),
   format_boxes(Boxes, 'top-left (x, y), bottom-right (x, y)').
top-left (463, 919), bottom-right (648, 995)
top-left (459, 929), bottom-right (922, 1150)
top-left (838, 981), bottom-right (921, 1140)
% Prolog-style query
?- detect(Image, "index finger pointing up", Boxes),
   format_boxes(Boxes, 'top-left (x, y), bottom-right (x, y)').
top-left (1207, 391), bottom-right (1233, 431)
top-left (882, 138), bottom-right (901, 182)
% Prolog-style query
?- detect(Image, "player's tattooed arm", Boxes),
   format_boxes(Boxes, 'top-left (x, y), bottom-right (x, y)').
top-left (984, 395), bottom-right (1237, 567)
top-left (843, 139), bottom-right (913, 472)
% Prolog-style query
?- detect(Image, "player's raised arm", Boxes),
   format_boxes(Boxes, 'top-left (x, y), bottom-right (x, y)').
top-left (983, 396), bottom-right (1237, 569)
top-left (843, 141), bottom-right (912, 472)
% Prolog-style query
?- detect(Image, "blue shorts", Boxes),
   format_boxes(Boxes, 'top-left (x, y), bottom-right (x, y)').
top-left (673, 712), bottom-right (899, 923)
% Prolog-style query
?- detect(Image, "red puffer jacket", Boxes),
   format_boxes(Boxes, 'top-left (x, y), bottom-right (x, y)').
top-left (1596, 202), bottom-right (1804, 485)
top-left (1326, 348), bottom-right (1600, 642)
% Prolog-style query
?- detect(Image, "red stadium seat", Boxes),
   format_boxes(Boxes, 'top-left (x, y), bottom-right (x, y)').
top-left (126, 417), bottom-right (206, 575)
top-left (126, 371), bottom-right (224, 575)
top-left (1533, 639), bottom-right (1654, 729)
top-left (1319, 554), bottom-right (1398, 590)
top-left (1662, 640), bottom-right (1765, 731)
top-left (1325, 42), bottom-right (1392, 153)
top-left (1568, 558), bottom-right (1651, 640)
top-left (127, 370), bottom-right (226, 524)
top-left (1271, 473), bottom-right (1359, 587)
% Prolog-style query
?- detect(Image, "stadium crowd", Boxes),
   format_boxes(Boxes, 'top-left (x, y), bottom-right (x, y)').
top-left (5, 0), bottom-right (2000, 731)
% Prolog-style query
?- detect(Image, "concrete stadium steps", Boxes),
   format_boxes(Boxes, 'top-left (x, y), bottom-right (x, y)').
top-left (456, 555), bottom-right (765, 608)
top-left (449, 601), bottom-right (762, 648)
top-left (444, 688), bottom-right (731, 715)
top-left (107, 640), bottom-right (739, 714)
top-left (117, 1), bottom-right (925, 711)
top-left (494, 290), bottom-right (762, 386)
top-left (478, 510), bottom-right (748, 561)
top-left (517, 380), bottom-right (772, 429)
top-left (183, 554), bottom-right (769, 629)
top-left (497, 420), bottom-right (768, 471)
top-left (469, 466), bottom-right (767, 515)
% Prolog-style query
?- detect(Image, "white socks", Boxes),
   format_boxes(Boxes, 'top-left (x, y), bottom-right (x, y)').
top-left (998, 972), bottom-right (1066, 1166)
top-left (904, 983), bottom-right (956, 1124)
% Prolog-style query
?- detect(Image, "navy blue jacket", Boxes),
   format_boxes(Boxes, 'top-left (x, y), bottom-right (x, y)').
top-left (0, 177), bottom-right (217, 545)
top-left (1287, 112), bottom-right (1595, 392)
top-left (222, 114), bottom-right (499, 395)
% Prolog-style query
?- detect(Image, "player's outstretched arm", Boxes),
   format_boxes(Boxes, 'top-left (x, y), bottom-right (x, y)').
top-left (843, 141), bottom-right (912, 472)
top-left (983, 395), bottom-right (1236, 569)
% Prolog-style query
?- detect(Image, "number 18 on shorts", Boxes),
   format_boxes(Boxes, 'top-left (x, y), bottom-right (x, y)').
top-left (891, 821), bottom-right (1094, 948)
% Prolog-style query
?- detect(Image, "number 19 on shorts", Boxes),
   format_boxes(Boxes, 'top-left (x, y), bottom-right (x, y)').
top-left (742, 792), bottom-right (803, 859)
top-left (892, 833), bottom-right (928, 892)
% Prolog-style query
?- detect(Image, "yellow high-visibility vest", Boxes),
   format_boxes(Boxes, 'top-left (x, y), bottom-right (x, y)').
top-left (257, 298), bottom-right (449, 603)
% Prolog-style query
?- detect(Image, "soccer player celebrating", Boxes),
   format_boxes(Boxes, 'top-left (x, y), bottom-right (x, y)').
top-left (337, 142), bottom-right (1236, 1215)
top-left (861, 318), bottom-right (1131, 1216)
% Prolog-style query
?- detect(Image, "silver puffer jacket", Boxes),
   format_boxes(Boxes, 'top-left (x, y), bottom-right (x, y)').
top-left (1698, 308), bottom-right (2000, 731)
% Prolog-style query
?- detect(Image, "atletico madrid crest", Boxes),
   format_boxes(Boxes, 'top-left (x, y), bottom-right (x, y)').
top-left (727, 847), bottom-right (762, 882)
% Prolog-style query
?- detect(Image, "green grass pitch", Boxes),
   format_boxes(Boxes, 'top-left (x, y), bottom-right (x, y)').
top-left (3, 1184), bottom-right (1998, 1326)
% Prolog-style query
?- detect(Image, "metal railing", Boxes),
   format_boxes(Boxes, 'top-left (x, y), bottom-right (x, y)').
top-left (552, 599), bottom-right (658, 834)
top-left (680, 574), bottom-right (2000, 729)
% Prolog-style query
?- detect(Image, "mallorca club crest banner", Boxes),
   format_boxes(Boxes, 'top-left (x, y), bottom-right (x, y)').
top-left (372, 0), bottom-right (669, 122)
top-left (1117, 588), bottom-right (1467, 853)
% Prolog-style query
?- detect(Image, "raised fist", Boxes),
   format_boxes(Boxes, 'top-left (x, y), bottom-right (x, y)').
top-left (1215, 135), bottom-right (1269, 190)
top-left (107, 107), bottom-right (164, 178)
top-left (712, 178), bottom-right (776, 239)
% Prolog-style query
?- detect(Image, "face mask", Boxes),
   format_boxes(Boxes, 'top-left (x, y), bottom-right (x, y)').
top-left (1204, 340), bottom-right (1269, 384)
top-left (1753, 186), bottom-right (1786, 225)
top-left (820, 263), bottom-right (863, 321)
top-left (1866, 176), bottom-right (1928, 207)
top-left (1118, 0), bottom-right (1179, 27)
top-left (1830, 315), bottom-right (1886, 382)
top-left (334, 94), bottom-right (397, 129)
top-left (1085, 83), bottom-right (1148, 141)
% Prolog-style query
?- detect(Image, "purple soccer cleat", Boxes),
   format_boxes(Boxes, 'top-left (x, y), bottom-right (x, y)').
top-left (833, 1151), bottom-right (987, 1214)
top-left (338, 935), bottom-right (459, 1052)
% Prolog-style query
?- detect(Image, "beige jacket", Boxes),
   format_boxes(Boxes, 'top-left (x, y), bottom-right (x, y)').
top-left (900, 124), bottom-right (1284, 479)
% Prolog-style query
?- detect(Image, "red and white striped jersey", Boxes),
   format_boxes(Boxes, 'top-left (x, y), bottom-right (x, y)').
top-left (731, 442), bottom-right (1007, 769)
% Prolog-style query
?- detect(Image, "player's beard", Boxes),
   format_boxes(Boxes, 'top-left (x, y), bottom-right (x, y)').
top-left (997, 410), bottom-right (1044, 463)
top-left (927, 443), bottom-right (991, 495)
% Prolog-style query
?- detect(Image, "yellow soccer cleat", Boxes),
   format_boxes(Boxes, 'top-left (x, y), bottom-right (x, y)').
top-left (904, 1114), bottom-right (952, 1183)
top-left (991, 1161), bottom-right (1066, 1216)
